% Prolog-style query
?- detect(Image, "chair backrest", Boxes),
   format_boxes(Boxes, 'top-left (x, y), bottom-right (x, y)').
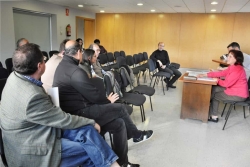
top-left (99, 53), bottom-right (108, 65)
top-left (5, 58), bottom-right (13, 74)
top-left (126, 55), bottom-right (134, 66)
top-left (143, 52), bottom-right (148, 61)
top-left (120, 51), bottom-right (126, 58)
top-left (138, 53), bottom-right (144, 63)
top-left (148, 59), bottom-right (157, 72)
top-left (0, 68), bottom-right (9, 79)
top-left (119, 67), bottom-right (133, 89)
top-left (107, 52), bottom-right (115, 63)
top-left (0, 127), bottom-right (8, 167)
top-left (114, 51), bottom-right (120, 60)
top-left (49, 50), bottom-right (59, 58)
top-left (133, 54), bottom-right (140, 64)
top-left (116, 56), bottom-right (127, 68)
top-left (0, 78), bottom-right (7, 101)
top-left (103, 72), bottom-right (123, 97)
top-left (42, 51), bottom-right (49, 62)
top-left (0, 62), bottom-right (3, 68)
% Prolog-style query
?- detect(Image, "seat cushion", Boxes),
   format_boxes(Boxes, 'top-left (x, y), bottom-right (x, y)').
top-left (132, 85), bottom-right (155, 96)
top-left (121, 93), bottom-right (146, 106)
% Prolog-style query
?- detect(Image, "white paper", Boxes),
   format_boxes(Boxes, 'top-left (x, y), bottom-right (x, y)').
top-left (47, 87), bottom-right (60, 107)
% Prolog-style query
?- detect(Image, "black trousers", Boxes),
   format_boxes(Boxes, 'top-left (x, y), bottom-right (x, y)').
top-left (159, 66), bottom-right (182, 86)
top-left (80, 103), bottom-right (137, 165)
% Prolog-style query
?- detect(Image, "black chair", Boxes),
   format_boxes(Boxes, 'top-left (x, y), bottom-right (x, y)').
top-left (0, 62), bottom-right (3, 68)
top-left (0, 126), bottom-right (8, 167)
top-left (119, 64), bottom-right (155, 111)
top-left (120, 51), bottom-right (126, 58)
top-left (0, 78), bottom-right (7, 101)
top-left (148, 59), bottom-right (171, 95)
top-left (220, 77), bottom-right (250, 130)
top-left (0, 68), bottom-right (9, 79)
top-left (126, 55), bottom-right (141, 84)
top-left (107, 52), bottom-right (118, 69)
top-left (42, 51), bottom-right (49, 62)
top-left (98, 53), bottom-right (110, 71)
top-left (103, 74), bottom-right (146, 122)
top-left (5, 58), bottom-right (13, 75)
top-left (114, 51), bottom-right (120, 60)
top-left (49, 50), bottom-right (59, 58)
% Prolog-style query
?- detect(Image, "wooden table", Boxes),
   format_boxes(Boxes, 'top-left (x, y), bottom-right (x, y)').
top-left (179, 73), bottom-right (217, 123)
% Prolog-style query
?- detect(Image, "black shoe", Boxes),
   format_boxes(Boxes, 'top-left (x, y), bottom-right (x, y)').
top-left (121, 162), bottom-right (140, 167)
top-left (168, 85), bottom-right (176, 88)
top-left (133, 130), bottom-right (153, 144)
top-left (208, 116), bottom-right (219, 123)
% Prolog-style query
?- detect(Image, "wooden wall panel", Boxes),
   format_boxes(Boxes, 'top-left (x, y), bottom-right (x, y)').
top-left (178, 14), bottom-right (207, 68)
top-left (134, 14), bottom-right (158, 55)
top-left (232, 13), bottom-right (250, 54)
top-left (96, 14), bottom-right (114, 52)
top-left (95, 13), bottom-right (250, 69)
top-left (202, 14), bottom-right (235, 69)
top-left (113, 14), bottom-right (135, 55)
top-left (156, 14), bottom-right (182, 63)
top-left (84, 20), bottom-right (95, 48)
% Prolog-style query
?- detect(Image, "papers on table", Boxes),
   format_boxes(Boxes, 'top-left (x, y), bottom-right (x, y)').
top-left (185, 70), bottom-right (216, 82)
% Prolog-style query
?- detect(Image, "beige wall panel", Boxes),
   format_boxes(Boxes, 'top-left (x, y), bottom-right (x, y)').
top-left (178, 14), bottom-right (207, 68)
top-left (134, 14), bottom-right (158, 55)
top-left (96, 14), bottom-right (114, 52)
top-left (156, 14), bottom-right (182, 63)
top-left (232, 13), bottom-right (250, 54)
top-left (113, 14), bottom-right (135, 55)
top-left (202, 14), bottom-right (235, 69)
top-left (84, 20), bottom-right (95, 48)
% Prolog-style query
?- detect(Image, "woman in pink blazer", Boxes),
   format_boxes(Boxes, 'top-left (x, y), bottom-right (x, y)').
top-left (198, 50), bottom-right (249, 122)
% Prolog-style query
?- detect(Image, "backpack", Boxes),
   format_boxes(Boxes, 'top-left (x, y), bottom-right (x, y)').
top-left (103, 71), bottom-right (123, 97)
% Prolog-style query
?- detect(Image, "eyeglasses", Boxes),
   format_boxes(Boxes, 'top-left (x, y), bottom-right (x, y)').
top-left (159, 45), bottom-right (165, 47)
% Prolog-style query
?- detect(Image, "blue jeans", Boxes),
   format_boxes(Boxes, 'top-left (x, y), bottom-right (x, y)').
top-left (60, 125), bottom-right (118, 167)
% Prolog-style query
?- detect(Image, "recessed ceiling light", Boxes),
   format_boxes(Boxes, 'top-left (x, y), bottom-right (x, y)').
top-left (151, 9), bottom-right (155, 12)
top-left (211, 2), bottom-right (218, 5)
top-left (78, 5), bottom-right (84, 7)
top-left (211, 9), bottom-right (216, 12)
top-left (100, 10), bottom-right (105, 13)
top-left (137, 3), bottom-right (143, 6)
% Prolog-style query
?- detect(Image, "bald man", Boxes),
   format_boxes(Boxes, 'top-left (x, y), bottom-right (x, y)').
top-left (53, 40), bottom-right (153, 167)
top-left (16, 38), bottom-right (29, 48)
top-left (150, 42), bottom-right (182, 88)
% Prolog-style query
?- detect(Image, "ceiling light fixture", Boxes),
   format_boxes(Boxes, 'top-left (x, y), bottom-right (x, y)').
top-left (100, 10), bottom-right (105, 13)
top-left (78, 5), bottom-right (84, 7)
top-left (137, 3), bottom-right (143, 6)
top-left (211, 2), bottom-right (218, 5)
top-left (211, 9), bottom-right (216, 12)
top-left (151, 9), bottom-right (155, 12)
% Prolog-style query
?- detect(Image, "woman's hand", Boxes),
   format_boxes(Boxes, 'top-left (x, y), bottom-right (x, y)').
top-left (107, 93), bottom-right (119, 103)
top-left (197, 74), bottom-right (207, 78)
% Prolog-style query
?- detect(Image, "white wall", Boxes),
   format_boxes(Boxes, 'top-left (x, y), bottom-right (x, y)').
top-left (0, 1), bottom-right (95, 66)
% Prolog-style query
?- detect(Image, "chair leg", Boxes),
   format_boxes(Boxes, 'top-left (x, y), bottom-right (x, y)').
top-left (142, 104), bottom-right (146, 121)
top-left (153, 77), bottom-right (157, 88)
top-left (221, 103), bottom-right (227, 117)
top-left (161, 77), bottom-right (165, 95)
top-left (140, 105), bottom-right (144, 122)
top-left (243, 106), bottom-right (246, 119)
top-left (149, 96), bottom-right (153, 111)
top-left (109, 132), bottom-right (114, 149)
top-left (223, 104), bottom-right (234, 130)
top-left (150, 76), bottom-right (153, 86)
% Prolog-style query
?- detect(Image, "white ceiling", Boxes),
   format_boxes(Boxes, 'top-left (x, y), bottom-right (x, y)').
top-left (38, 0), bottom-right (250, 13)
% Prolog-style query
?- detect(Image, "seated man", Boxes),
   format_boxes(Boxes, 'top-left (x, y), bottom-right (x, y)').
top-left (53, 40), bottom-right (153, 167)
top-left (41, 39), bottom-right (69, 92)
top-left (0, 43), bottom-right (119, 167)
top-left (150, 42), bottom-right (182, 88)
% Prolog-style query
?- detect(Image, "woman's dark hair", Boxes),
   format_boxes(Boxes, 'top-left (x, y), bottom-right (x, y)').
top-left (76, 38), bottom-right (83, 45)
top-left (94, 39), bottom-right (100, 44)
top-left (229, 50), bottom-right (244, 66)
top-left (13, 43), bottom-right (44, 75)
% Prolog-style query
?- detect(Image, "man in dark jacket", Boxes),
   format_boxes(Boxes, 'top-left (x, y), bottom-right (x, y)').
top-left (150, 42), bottom-right (182, 88)
top-left (53, 40), bottom-right (153, 167)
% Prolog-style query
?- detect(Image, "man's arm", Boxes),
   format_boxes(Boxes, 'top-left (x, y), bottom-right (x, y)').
top-left (26, 92), bottom-right (95, 129)
top-left (71, 68), bottom-right (110, 104)
top-left (164, 50), bottom-right (170, 66)
top-left (150, 51), bottom-right (157, 62)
